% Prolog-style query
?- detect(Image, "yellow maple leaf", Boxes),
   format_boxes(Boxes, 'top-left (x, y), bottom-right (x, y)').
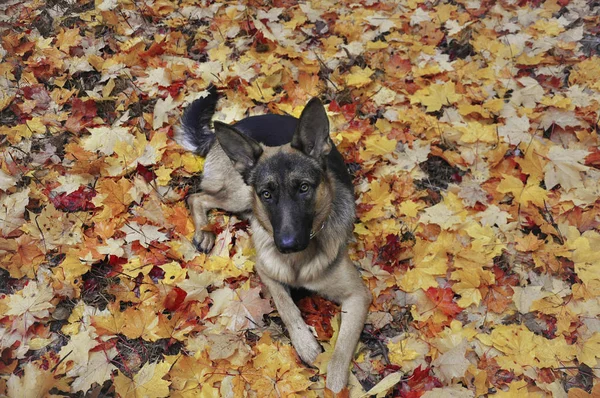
top-left (451, 269), bottom-right (482, 308)
top-left (398, 200), bottom-right (422, 217)
top-left (154, 165), bottom-right (173, 186)
top-left (496, 175), bottom-right (547, 207)
top-left (494, 379), bottom-right (544, 398)
top-left (57, 328), bottom-right (98, 369)
top-left (360, 133), bottom-right (398, 160)
top-left (250, 333), bottom-right (316, 396)
top-left (387, 334), bottom-right (429, 372)
top-left (397, 235), bottom-right (450, 292)
top-left (464, 223), bottom-right (504, 256)
top-left (516, 140), bottom-right (547, 183)
top-left (576, 332), bottom-right (600, 367)
top-left (246, 79), bottom-right (276, 102)
top-left (160, 261), bottom-right (187, 285)
top-left (489, 325), bottom-right (537, 374)
top-left (419, 192), bottom-right (468, 230)
top-left (202, 255), bottom-right (245, 278)
top-left (56, 27), bottom-right (81, 52)
top-left (532, 19), bottom-right (564, 36)
top-left (568, 56), bottom-right (600, 91)
top-left (457, 121), bottom-right (498, 144)
top-left (568, 384), bottom-right (600, 398)
top-left (114, 361), bottom-right (171, 398)
top-left (120, 306), bottom-right (161, 341)
top-left (345, 66), bottom-right (374, 87)
top-left (515, 232), bottom-right (543, 252)
top-left (54, 251), bottom-right (91, 286)
top-left (411, 81), bottom-right (461, 112)
top-left (181, 152), bottom-right (205, 173)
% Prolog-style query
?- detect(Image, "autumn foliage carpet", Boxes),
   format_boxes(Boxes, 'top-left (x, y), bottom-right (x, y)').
top-left (1, 0), bottom-right (600, 397)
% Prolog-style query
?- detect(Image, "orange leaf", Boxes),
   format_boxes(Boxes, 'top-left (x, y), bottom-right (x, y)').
top-left (425, 287), bottom-right (463, 317)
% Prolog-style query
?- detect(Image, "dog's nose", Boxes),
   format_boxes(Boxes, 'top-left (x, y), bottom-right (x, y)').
top-left (277, 235), bottom-right (301, 253)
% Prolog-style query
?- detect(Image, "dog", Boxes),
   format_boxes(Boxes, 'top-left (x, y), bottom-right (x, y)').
top-left (175, 87), bottom-right (371, 393)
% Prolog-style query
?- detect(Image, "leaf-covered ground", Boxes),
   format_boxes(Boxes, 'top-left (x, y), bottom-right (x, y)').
top-left (1, 0), bottom-right (600, 396)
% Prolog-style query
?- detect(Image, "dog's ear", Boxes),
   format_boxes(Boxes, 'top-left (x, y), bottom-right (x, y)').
top-left (291, 97), bottom-right (332, 160)
top-left (214, 121), bottom-right (263, 176)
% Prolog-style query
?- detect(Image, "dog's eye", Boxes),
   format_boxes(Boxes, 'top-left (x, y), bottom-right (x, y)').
top-left (261, 190), bottom-right (271, 200)
top-left (299, 183), bottom-right (310, 193)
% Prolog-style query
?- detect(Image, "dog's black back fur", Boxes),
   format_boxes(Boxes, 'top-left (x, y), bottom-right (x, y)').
top-left (234, 114), bottom-right (297, 147)
top-left (177, 88), bottom-right (353, 189)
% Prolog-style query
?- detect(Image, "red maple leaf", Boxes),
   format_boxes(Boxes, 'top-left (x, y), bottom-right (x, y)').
top-left (399, 366), bottom-right (443, 397)
top-left (425, 287), bottom-right (463, 317)
top-left (49, 186), bottom-right (96, 212)
top-left (298, 295), bottom-right (339, 339)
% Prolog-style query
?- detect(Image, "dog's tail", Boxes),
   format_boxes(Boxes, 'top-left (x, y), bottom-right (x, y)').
top-left (174, 85), bottom-right (218, 156)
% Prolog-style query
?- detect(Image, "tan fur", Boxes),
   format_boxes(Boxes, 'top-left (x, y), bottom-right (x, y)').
top-left (188, 142), bottom-right (253, 251)
top-left (312, 178), bottom-right (332, 234)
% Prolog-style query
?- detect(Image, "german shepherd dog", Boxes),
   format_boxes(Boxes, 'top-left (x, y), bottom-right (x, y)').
top-left (175, 87), bottom-right (371, 393)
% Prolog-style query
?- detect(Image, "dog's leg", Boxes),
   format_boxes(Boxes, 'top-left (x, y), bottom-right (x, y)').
top-left (320, 257), bottom-right (371, 393)
top-left (257, 268), bottom-right (323, 364)
top-left (187, 192), bottom-right (222, 252)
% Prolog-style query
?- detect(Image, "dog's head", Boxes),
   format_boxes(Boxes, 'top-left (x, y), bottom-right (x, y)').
top-left (215, 98), bottom-right (333, 254)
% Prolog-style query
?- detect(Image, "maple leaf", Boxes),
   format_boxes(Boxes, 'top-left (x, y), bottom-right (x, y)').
top-left (411, 81), bottom-right (461, 112)
top-left (58, 328), bottom-right (98, 368)
top-left (488, 325), bottom-right (539, 374)
top-left (359, 133), bottom-right (398, 160)
top-left (0, 169), bottom-right (17, 191)
top-left (387, 334), bottom-right (429, 373)
top-left (68, 348), bottom-right (118, 393)
top-left (120, 305), bottom-right (161, 341)
top-left (568, 384), bottom-right (600, 398)
top-left (393, 141), bottom-right (431, 172)
top-left (251, 333), bottom-right (315, 396)
top-left (496, 175), bottom-right (547, 207)
top-left (222, 285), bottom-right (273, 331)
top-left (544, 146), bottom-right (589, 190)
top-left (576, 332), bottom-right (600, 367)
top-left (419, 192), bottom-right (468, 230)
top-left (451, 269), bottom-right (483, 308)
top-left (82, 125), bottom-right (134, 155)
top-left (0, 188), bottom-right (29, 236)
top-left (6, 280), bottom-right (54, 334)
top-left (6, 362), bottom-right (59, 398)
top-left (498, 113), bottom-right (531, 145)
top-left (153, 95), bottom-right (179, 130)
top-left (425, 287), bottom-right (463, 317)
top-left (510, 77), bottom-right (544, 108)
top-left (345, 66), bottom-right (374, 87)
top-left (92, 178), bottom-right (134, 219)
top-left (114, 360), bottom-right (171, 398)
top-left (431, 339), bottom-right (470, 382)
top-left (1, 234), bottom-right (45, 278)
top-left (206, 332), bottom-right (252, 366)
top-left (361, 372), bottom-right (403, 397)
top-left (120, 222), bottom-right (168, 248)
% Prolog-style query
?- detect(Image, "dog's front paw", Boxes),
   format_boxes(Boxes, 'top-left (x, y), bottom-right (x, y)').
top-left (291, 328), bottom-right (322, 365)
top-left (326, 355), bottom-right (349, 393)
top-left (192, 230), bottom-right (216, 253)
